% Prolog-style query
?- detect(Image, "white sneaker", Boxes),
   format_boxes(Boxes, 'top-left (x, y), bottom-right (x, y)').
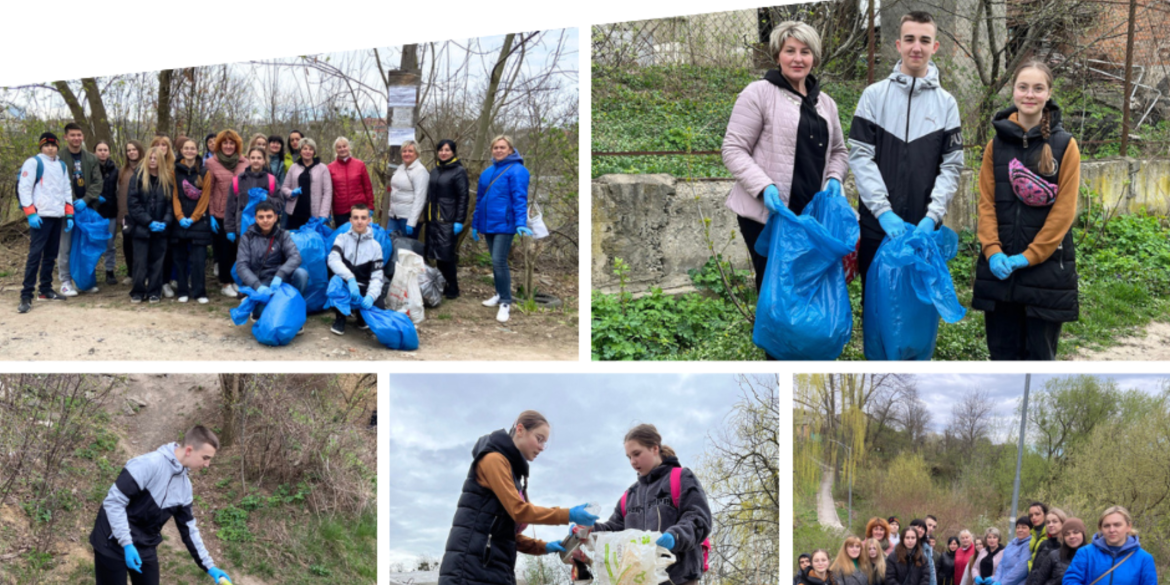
top-left (196, 297), bottom-right (210, 304)
top-left (60, 282), bottom-right (79, 297)
top-left (482, 294), bottom-right (500, 307)
top-left (221, 284), bottom-right (237, 298)
top-left (162, 283), bottom-right (175, 298)
top-left (496, 304), bottom-right (510, 323)
top-left (229, 283), bottom-right (239, 295)
top-left (178, 296), bottom-right (189, 303)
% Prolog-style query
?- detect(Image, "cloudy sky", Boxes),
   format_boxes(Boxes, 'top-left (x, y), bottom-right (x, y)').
top-left (909, 373), bottom-right (1169, 437)
top-left (387, 373), bottom-right (771, 566)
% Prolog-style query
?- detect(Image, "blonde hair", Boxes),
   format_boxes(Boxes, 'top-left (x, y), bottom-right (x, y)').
top-left (490, 135), bottom-right (515, 152)
top-left (863, 538), bottom-right (887, 583)
top-left (624, 423), bottom-right (677, 459)
top-left (768, 21), bottom-right (822, 66)
top-left (831, 535), bottom-right (871, 577)
top-left (298, 137), bottom-right (318, 158)
top-left (149, 135), bottom-right (176, 171)
top-left (333, 136), bottom-right (350, 150)
top-left (400, 140), bottom-right (418, 155)
top-left (1098, 505), bottom-right (1136, 536)
top-left (137, 146), bottom-right (175, 199)
top-left (250, 133), bottom-right (267, 150)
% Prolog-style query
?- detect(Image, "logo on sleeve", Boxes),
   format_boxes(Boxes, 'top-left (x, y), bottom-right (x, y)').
top-left (22, 171), bottom-right (28, 177)
top-left (950, 133), bottom-right (964, 148)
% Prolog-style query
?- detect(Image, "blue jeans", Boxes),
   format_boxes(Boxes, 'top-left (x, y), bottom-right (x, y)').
top-left (384, 217), bottom-right (418, 239)
top-left (484, 233), bottom-right (514, 305)
top-left (22, 216), bottom-right (63, 299)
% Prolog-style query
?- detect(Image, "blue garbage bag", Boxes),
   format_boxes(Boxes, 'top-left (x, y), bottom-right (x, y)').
top-left (239, 187), bottom-right (268, 237)
top-left (752, 192), bottom-right (860, 360)
top-left (229, 283), bottom-right (305, 346)
top-left (307, 216), bottom-right (334, 240)
top-left (290, 219), bottom-right (329, 312)
top-left (323, 274), bottom-right (352, 316)
top-left (70, 206), bottom-right (112, 291)
top-left (360, 307), bottom-right (419, 351)
top-left (863, 226), bottom-right (966, 360)
top-left (329, 222), bottom-right (393, 265)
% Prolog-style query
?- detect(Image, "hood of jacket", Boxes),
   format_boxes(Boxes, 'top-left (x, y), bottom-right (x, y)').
top-left (156, 442), bottom-right (185, 475)
top-left (887, 60), bottom-right (941, 94)
top-left (992, 100), bottom-right (1065, 144)
top-left (492, 151), bottom-right (525, 168)
top-left (471, 429), bottom-right (528, 480)
top-left (1089, 533), bottom-right (1142, 556)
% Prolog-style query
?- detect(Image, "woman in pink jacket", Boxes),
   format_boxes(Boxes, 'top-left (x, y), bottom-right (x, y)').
top-left (721, 21), bottom-right (849, 295)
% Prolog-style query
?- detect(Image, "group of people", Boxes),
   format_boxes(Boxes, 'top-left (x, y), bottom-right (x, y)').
top-left (724, 11), bottom-right (1080, 360)
top-left (438, 414), bottom-right (712, 585)
top-left (795, 502), bottom-right (1158, 585)
top-left (17, 124), bottom-right (535, 324)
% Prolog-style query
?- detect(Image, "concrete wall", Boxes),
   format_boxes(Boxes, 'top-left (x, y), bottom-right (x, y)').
top-left (593, 157), bottom-right (1170, 294)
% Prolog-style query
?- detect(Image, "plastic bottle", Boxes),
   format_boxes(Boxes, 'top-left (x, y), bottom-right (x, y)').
top-left (559, 503), bottom-right (602, 563)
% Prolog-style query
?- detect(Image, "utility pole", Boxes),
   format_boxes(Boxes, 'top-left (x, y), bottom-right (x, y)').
top-left (828, 437), bottom-right (853, 528)
top-left (1010, 374), bottom-right (1031, 523)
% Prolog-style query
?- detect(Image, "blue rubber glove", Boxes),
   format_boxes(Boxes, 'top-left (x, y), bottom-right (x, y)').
top-left (211, 217), bottom-right (220, 234)
top-left (454, 222), bottom-right (463, 235)
top-left (124, 544), bottom-right (143, 574)
top-left (27, 213), bottom-right (43, 229)
top-left (227, 232), bottom-right (236, 243)
top-left (545, 541), bottom-right (566, 554)
top-left (568, 504), bottom-right (599, 526)
top-left (347, 278), bottom-right (362, 302)
top-left (208, 567), bottom-right (231, 583)
top-left (65, 218), bottom-right (74, 233)
top-left (517, 226), bottom-right (534, 237)
top-left (471, 228), bottom-right (479, 242)
top-left (405, 224), bottom-right (413, 235)
top-left (74, 199), bottom-right (88, 212)
top-left (270, 276), bottom-right (283, 289)
top-left (290, 187), bottom-right (302, 198)
top-left (99, 196), bottom-right (107, 204)
top-left (989, 253), bottom-right (1013, 280)
top-left (255, 285), bottom-right (272, 298)
top-left (656, 532), bottom-right (676, 551)
top-left (762, 185), bottom-right (782, 213)
top-left (916, 216), bottom-right (936, 234)
top-left (878, 211), bottom-right (906, 238)
top-left (361, 294), bottom-right (375, 310)
top-left (1008, 254), bottom-right (1030, 271)
top-left (149, 221), bottom-right (165, 233)
top-left (824, 178), bottom-right (843, 198)
top-left (180, 218), bottom-right (193, 229)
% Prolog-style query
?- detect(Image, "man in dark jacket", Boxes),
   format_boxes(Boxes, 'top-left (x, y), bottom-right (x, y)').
top-left (58, 122), bottom-right (105, 296)
top-left (90, 425), bottom-right (232, 585)
top-left (235, 201), bottom-right (308, 321)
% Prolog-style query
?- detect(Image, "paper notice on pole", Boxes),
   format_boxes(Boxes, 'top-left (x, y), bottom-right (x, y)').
top-left (391, 107), bottom-right (414, 128)
top-left (388, 128), bottom-right (415, 146)
top-left (388, 87), bottom-right (417, 108)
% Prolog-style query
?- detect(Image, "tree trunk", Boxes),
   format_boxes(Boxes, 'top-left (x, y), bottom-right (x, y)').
top-left (217, 374), bottom-right (241, 447)
top-left (157, 69), bottom-right (174, 140)
top-left (80, 78), bottom-right (113, 150)
top-left (52, 81), bottom-right (89, 140)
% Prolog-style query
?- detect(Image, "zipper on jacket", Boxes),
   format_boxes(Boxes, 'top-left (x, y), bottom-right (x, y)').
top-left (481, 516), bottom-right (498, 565)
top-left (906, 78), bottom-right (917, 142)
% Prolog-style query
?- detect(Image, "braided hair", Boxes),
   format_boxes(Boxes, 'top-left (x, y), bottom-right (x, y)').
top-left (1012, 60), bottom-right (1056, 175)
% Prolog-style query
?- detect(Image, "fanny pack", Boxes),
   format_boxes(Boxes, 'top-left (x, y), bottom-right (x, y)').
top-left (182, 179), bottom-right (202, 201)
top-left (1009, 158), bottom-right (1057, 207)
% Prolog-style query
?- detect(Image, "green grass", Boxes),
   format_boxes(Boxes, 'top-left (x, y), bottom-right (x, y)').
top-left (216, 511), bottom-right (377, 584)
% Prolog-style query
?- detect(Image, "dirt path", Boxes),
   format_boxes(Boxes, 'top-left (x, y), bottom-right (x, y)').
top-left (0, 273), bottom-right (577, 361)
top-left (816, 465), bottom-right (844, 531)
top-left (1074, 321), bottom-right (1170, 360)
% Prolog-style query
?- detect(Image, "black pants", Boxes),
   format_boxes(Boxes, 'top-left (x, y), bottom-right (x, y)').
top-left (210, 218), bottom-right (236, 285)
top-left (333, 213), bottom-right (351, 229)
top-left (94, 548), bottom-right (159, 585)
top-left (21, 216), bottom-right (63, 299)
top-left (286, 213), bottom-right (310, 231)
top-left (984, 301), bottom-right (1063, 360)
top-left (737, 215), bottom-right (768, 294)
top-left (131, 236), bottom-right (167, 298)
top-left (172, 241), bottom-right (208, 298)
top-left (437, 259), bottom-right (459, 297)
top-left (122, 223), bottom-right (135, 275)
top-left (162, 245), bottom-right (174, 286)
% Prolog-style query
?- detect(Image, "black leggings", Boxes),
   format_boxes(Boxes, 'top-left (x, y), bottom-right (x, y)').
top-left (210, 218), bottom-right (236, 285)
top-left (984, 301), bottom-right (1063, 360)
top-left (94, 549), bottom-right (159, 585)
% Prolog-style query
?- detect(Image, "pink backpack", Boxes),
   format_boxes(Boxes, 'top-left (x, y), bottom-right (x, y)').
top-left (232, 173), bottom-right (276, 198)
top-left (619, 467), bottom-right (711, 572)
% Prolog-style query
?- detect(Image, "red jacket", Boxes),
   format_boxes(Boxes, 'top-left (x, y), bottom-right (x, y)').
top-left (327, 157), bottom-right (374, 216)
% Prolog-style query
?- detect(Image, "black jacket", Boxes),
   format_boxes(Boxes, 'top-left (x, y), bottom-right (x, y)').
top-left (234, 222), bottom-right (301, 290)
top-left (938, 550), bottom-right (956, 585)
top-left (171, 161), bottom-right (212, 245)
top-left (972, 101), bottom-right (1077, 322)
top-left (886, 549), bottom-right (931, 585)
top-left (438, 430), bottom-right (529, 585)
top-left (425, 159), bottom-right (470, 263)
top-left (97, 158), bottom-right (119, 219)
top-left (126, 173), bottom-right (174, 240)
top-left (226, 168), bottom-right (280, 235)
top-left (1027, 545), bottom-right (1083, 585)
top-left (797, 568), bottom-right (837, 585)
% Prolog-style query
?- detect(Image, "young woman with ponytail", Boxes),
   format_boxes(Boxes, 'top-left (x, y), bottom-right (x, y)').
top-left (592, 424), bottom-right (713, 585)
top-left (438, 410), bottom-right (599, 585)
top-left (972, 59), bottom-right (1081, 360)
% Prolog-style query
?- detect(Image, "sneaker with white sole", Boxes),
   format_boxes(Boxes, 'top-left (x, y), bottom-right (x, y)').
top-left (221, 284), bottom-right (237, 298)
top-left (482, 294), bottom-right (500, 307)
top-left (496, 304), bottom-right (510, 323)
top-left (60, 282), bottom-right (79, 297)
top-left (178, 296), bottom-right (189, 303)
top-left (162, 283), bottom-right (175, 298)
top-left (196, 297), bottom-right (209, 304)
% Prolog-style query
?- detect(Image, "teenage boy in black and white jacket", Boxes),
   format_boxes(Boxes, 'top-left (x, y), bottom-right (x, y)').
top-left (327, 203), bottom-right (386, 335)
top-left (90, 425), bottom-right (232, 585)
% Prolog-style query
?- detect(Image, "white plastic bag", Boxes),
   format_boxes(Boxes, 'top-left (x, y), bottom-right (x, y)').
top-left (386, 249), bottom-right (425, 324)
top-left (529, 205), bottom-right (550, 239)
top-left (589, 530), bottom-right (675, 585)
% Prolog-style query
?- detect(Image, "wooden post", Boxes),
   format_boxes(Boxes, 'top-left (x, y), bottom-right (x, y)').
top-left (1120, 0), bottom-right (1137, 157)
top-left (867, 0), bottom-right (876, 84)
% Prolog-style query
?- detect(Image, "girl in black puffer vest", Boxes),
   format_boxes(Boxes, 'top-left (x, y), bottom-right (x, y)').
top-left (973, 60), bottom-right (1081, 360)
top-left (886, 527), bottom-right (931, 585)
top-left (126, 146), bottom-right (175, 301)
top-left (171, 138), bottom-right (212, 302)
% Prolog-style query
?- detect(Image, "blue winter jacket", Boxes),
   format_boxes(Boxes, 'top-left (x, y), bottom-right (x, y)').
top-left (472, 152), bottom-right (529, 234)
top-left (1063, 533), bottom-right (1157, 585)
top-left (992, 535), bottom-right (1030, 585)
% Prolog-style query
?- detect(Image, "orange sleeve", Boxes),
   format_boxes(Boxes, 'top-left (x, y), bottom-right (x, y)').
top-left (516, 534), bottom-right (550, 556)
top-left (475, 452), bottom-right (571, 527)
top-left (1023, 138), bottom-right (1080, 265)
top-left (977, 140), bottom-right (1001, 259)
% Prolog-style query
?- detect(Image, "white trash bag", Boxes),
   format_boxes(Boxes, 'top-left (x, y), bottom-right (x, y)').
top-left (589, 529), bottom-right (675, 585)
top-left (386, 249), bottom-right (426, 324)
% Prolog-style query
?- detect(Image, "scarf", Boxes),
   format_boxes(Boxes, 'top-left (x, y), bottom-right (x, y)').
top-left (979, 544), bottom-right (1002, 577)
top-left (215, 150), bottom-right (240, 172)
top-left (294, 157), bottom-right (319, 219)
top-left (436, 156), bottom-right (459, 168)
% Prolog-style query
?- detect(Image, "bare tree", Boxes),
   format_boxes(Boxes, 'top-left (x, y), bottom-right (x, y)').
top-left (948, 387), bottom-right (994, 462)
